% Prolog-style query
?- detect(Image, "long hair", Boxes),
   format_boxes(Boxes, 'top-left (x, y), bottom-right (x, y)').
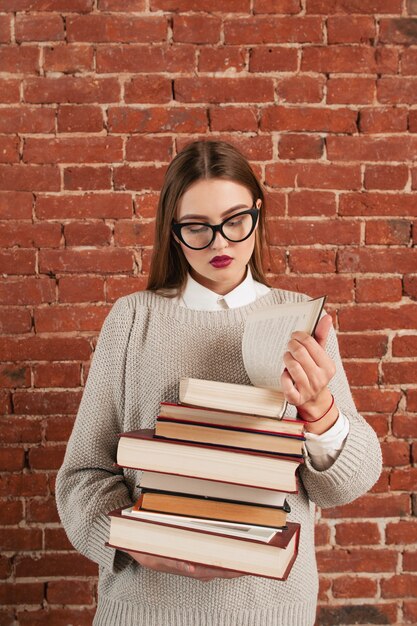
top-left (146, 140), bottom-right (270, 295)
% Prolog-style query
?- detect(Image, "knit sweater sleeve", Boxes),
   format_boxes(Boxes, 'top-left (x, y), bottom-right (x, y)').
top-left (56, 297), bottom-right (134, 572)
top-left (298, 323), bottom-right (382, 509)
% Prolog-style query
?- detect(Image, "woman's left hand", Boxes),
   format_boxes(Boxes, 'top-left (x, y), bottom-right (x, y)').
top-left (280, 314), bottom-right (336, 411)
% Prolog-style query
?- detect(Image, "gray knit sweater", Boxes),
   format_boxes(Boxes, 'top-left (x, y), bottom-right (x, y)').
top-left (56, 288), bottom-right (382, 626)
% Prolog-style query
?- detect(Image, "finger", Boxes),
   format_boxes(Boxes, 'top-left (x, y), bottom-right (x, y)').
top-left (283, 351), bottom-right (311, 392)
top-left (313, 314), bottom-right (333, 349)
top-left (289, 332), bottom-right (334, 372)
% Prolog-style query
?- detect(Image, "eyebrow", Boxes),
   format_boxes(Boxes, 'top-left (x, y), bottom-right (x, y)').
top-left (178, 204), bottom-right (250, 223)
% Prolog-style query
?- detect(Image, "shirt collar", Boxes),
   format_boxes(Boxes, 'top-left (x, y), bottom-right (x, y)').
top-left (181, 266), bottom-right (259, 311)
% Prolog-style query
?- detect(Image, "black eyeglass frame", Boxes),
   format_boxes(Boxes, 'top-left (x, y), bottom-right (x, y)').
top-left (172, 206), bottom-right (260, 250)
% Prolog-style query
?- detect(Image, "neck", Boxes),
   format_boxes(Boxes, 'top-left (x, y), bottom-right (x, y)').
top-left (189, 268), bottom-right (247, 296)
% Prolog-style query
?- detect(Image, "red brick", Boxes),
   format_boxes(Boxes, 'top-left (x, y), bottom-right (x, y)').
top-left (0, 446), bottom-right (25, 471)
top-left (26, 497), bottom-right (59, 523)
top-left (0, 337), bottom-right (91, 361)
top-left (0, 250), bottom-right (35, 275)
top-left (404, 275), bottom-right (417, 300)
top-left (64, 166), bottom-right (112, 191)
top-left (44, 528), bottom-right (73, 551)
top-left (333, 575), bottom-right (377, 598)
top-left (15, 13), bottom-right (64, 42)
top-left (376, 46), bottom-right (399, 74)
top-left (393, 415), bottom-right (417, 439)
top-left (58, 276), bottom-right (104, 303)
top-left (0, 364), bottom-right (31, 388)
top-left (35, 193), bottom-right (132, 219)
top-left (0, 527), bottom-right (43, 551)
top-left (173, 14), bottom-right (221, 43)
top-left (382, 441), bottom-right (410, 467)
top-left (0, 191), bottom-right (33, 219)
top-left (344, 362), bottom-right (379, 386)
top-left (0, 278), bottom-right (55, 307)
top-left (356, 276), bottom-right (402, 303)
top-left (260, 106), bottom-right (357, 132)
top-left (114, 221), bottom-right (154, 247)
top-left (359, 107), bottom-right (408, 133)
top-left (150, 0), bottom-right (249, 8)
top-left (0, 79), bottom-right (20, 103)
top-left (199, 46), bottom-right (246, 73)
top-left (339, 248), bottom-right (417, 274)
top-left (47, 580), bottom-right (95, 605)
top-left (35, 305), bottom-right (109, 333)
top-left (327, 16), bottom-right (376, 43)
top-left (24, 76), bottom-right (120, 104)
top-left (402, 48), bottom-right (417, 75)
top-left (33, 363), bottom-right (81, 388)
top-left (383, 362), bottom-right (417, 385)
top-left (134, 193), bottom-right (158, 219)
top-left (1, 0), bottom-right (92, 8)
top-left (302, 45), bottom-right (375, 73)
top-left (254, 0), bottom-right (301, 12)
top-left (317, 548), bottom-right (397, 573)
top-left (108, 106), bottom-right (207, 133)
top-left (0, 14), bottom-right (11, 42)
top-left (16, 553), bottom-right (98, 578)
top-left (64, 222), bottom-right (112, 247)
top-left (224, 16), bottom-right (323, 44)
top-left (386, 520), bottom-right (417, 544)
top-left (287, 191), bottom-right (336, 217)
top-left (335, 522), bottom-right (381, 546)
top-left (327, 77), bottom-right (375, 104)
top-left (382, 574), bottom-right (417, 598)
top-left (125, 76), bottom-right (172, 104)
top-left (0, 583), bottom-right (44, 605)
top-left (0, 556), bottom-right (12, 579)
top-left (175, 77), bottom-right (274, 104)
top-left (314, 523), bottom-right (330, 546)
top-left (39, 249), bottom-right (134, 274)
top-left (378, 77), bottom-right (417, 104)
top-left (68, 14), bottom-right (166, 42)
top-left (125, 136), bottom-right (173, 163)
top-left (277, 275), bottom-right (352, 302)
top-left (96, 44), bottom-right (195, 74)
top-left (365, 166), bottom-right (409, 191)
top-left (306, 0), bottom-right (401, 12)
top-left (13, 390), bottom-right (82, 416)
top-left (0, 418), bottom-right (42, 444)
top-left (0, 500), bottom-right (23, 525)
top-left (0, 222), bottom-right (61, 248)
top-left (17, 609), bottom-right (96, 626)
top-left (0, 474), bottom-right (48, 498)
top-left (340, 193), bottom-right (417, 217)
top-left (328, 136), bottom-right (417, 162)
top-left (289, 249), bottom-right (336, 274)
top-left (404, 552), bottom-right (417, 572)
top-left (278, 75), bottom-right (325, 103)
top-left (380, 17), bottom-right (417, 44)
top-left (365, 413), bottom-right (389, 438)
top-left (44, 416), bottom-right (75, 443)
top-left (0, 46), bottom-right (39, 73)
top-left (44, 44), bottom-right (94, 73)
top-left (0, 136), bottom-right (19, 163)
top-left (106, 276), bottom-right (148, 301)
top-left (338, 334), bottom-right (388, 358)
top-left (209, 107), bottom-right (258, 133)
top-left (249, 47), bottom-right (297, 72)
top-left (390, 467), bottom-right (417, 491)
top-left (28, 445), bottom-right (66, 470)
top-left (113, 165), bottom-right (167, 191)
top-left (57, 105), bottom-right (103, 133)
top-left (278, 134), bottom-right (323, 159)
top-left (268, 219), bottom-right (359, 246)
top-left (23, 137), bottom-right (123, 165)
top-left (392, 335), bottom-right (417, 357)
top-left (0, 106), bottom-right (54, 134)
top-left (0, 165), bottom-right (60, 192)
top-left (322, 493), bottom-right (410, 518)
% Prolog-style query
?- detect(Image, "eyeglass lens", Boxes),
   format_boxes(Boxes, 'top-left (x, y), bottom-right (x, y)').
top-left (180, 212), bottom-right (254, 249)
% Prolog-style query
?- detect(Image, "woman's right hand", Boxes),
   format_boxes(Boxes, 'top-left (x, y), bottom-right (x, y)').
top-left (126, 550), bottom-right (244, 582)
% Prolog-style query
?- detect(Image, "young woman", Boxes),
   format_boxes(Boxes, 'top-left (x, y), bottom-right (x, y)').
top-left (56, 140), bottom-right (382, 626)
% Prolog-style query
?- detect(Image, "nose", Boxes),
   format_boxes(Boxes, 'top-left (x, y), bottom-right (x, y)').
top-left (210, 229), bottom-right (229, 250)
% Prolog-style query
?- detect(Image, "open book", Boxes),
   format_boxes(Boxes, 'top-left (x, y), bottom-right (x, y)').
top-left (180, 296), bottom-right (326, 419)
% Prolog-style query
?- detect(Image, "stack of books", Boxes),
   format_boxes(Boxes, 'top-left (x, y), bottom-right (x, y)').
top-left (107, 296), bottom-right (327, 578)
top-left (107, 377), bottom-right (306, 580)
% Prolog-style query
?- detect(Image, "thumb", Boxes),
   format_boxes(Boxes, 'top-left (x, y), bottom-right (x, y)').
top-left (314, 314), bottom-right (333, 349)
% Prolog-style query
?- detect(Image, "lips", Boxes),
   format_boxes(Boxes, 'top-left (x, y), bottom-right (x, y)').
top-left (209, 255), bottom-right (233, 268)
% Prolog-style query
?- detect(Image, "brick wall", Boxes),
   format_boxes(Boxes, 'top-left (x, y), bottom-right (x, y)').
top-left (1, 1), bottom-right (416, 625)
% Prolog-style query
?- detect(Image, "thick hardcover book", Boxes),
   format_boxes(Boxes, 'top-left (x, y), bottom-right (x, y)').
top-left (155, 419), bottom-right (304, 457)
top-left (159, 402), bottom-right (306, 437)
top-left (134, 490), bottom-right (290, 528)
top-left (117, 429), bottom-right (302, 493)
top-left (107, 507), bottom-right (300, 580)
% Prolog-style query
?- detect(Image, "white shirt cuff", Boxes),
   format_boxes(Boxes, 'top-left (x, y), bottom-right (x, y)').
top-left (304, 411), bottom-right (350, 471)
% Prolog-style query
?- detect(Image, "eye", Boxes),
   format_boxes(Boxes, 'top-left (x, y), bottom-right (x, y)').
top-left (183, 224), bottom-right (210, 234)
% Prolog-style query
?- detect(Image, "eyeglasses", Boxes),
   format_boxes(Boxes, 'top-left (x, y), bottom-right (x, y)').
top-left (172, 206), bottom-right (259, 250)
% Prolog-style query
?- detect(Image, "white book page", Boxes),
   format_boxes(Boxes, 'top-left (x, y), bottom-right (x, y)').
top-left (242, 297), bottom-right (325, 390)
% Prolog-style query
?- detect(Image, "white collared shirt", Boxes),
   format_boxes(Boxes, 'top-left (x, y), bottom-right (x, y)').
top-left (176, 268), bottom-right (349, 471)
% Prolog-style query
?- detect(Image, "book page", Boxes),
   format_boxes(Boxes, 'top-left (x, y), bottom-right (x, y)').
top-left (242, 297), bottom-right (326, 390)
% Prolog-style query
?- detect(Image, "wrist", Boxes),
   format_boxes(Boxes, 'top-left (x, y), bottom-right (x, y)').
top-left (297, 389), bottom-right (339, 435)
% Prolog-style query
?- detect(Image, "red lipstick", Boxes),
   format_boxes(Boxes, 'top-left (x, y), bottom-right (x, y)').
top-left (210, 255), bottom-right (233, 268)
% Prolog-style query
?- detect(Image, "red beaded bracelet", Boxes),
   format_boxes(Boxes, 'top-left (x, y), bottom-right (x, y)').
top-left (300, 394), bottom-right (335, 423)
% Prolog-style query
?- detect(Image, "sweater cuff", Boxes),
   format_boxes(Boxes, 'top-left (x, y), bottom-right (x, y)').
top-left (89, 506), bottom-right (133, 573)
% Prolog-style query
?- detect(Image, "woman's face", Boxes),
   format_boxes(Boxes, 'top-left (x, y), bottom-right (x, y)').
top-left (174, 179), bottom-right (260, 296)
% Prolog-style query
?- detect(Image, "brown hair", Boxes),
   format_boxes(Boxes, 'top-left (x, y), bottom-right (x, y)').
top-left (146, 140), bottom-right (271, 295)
